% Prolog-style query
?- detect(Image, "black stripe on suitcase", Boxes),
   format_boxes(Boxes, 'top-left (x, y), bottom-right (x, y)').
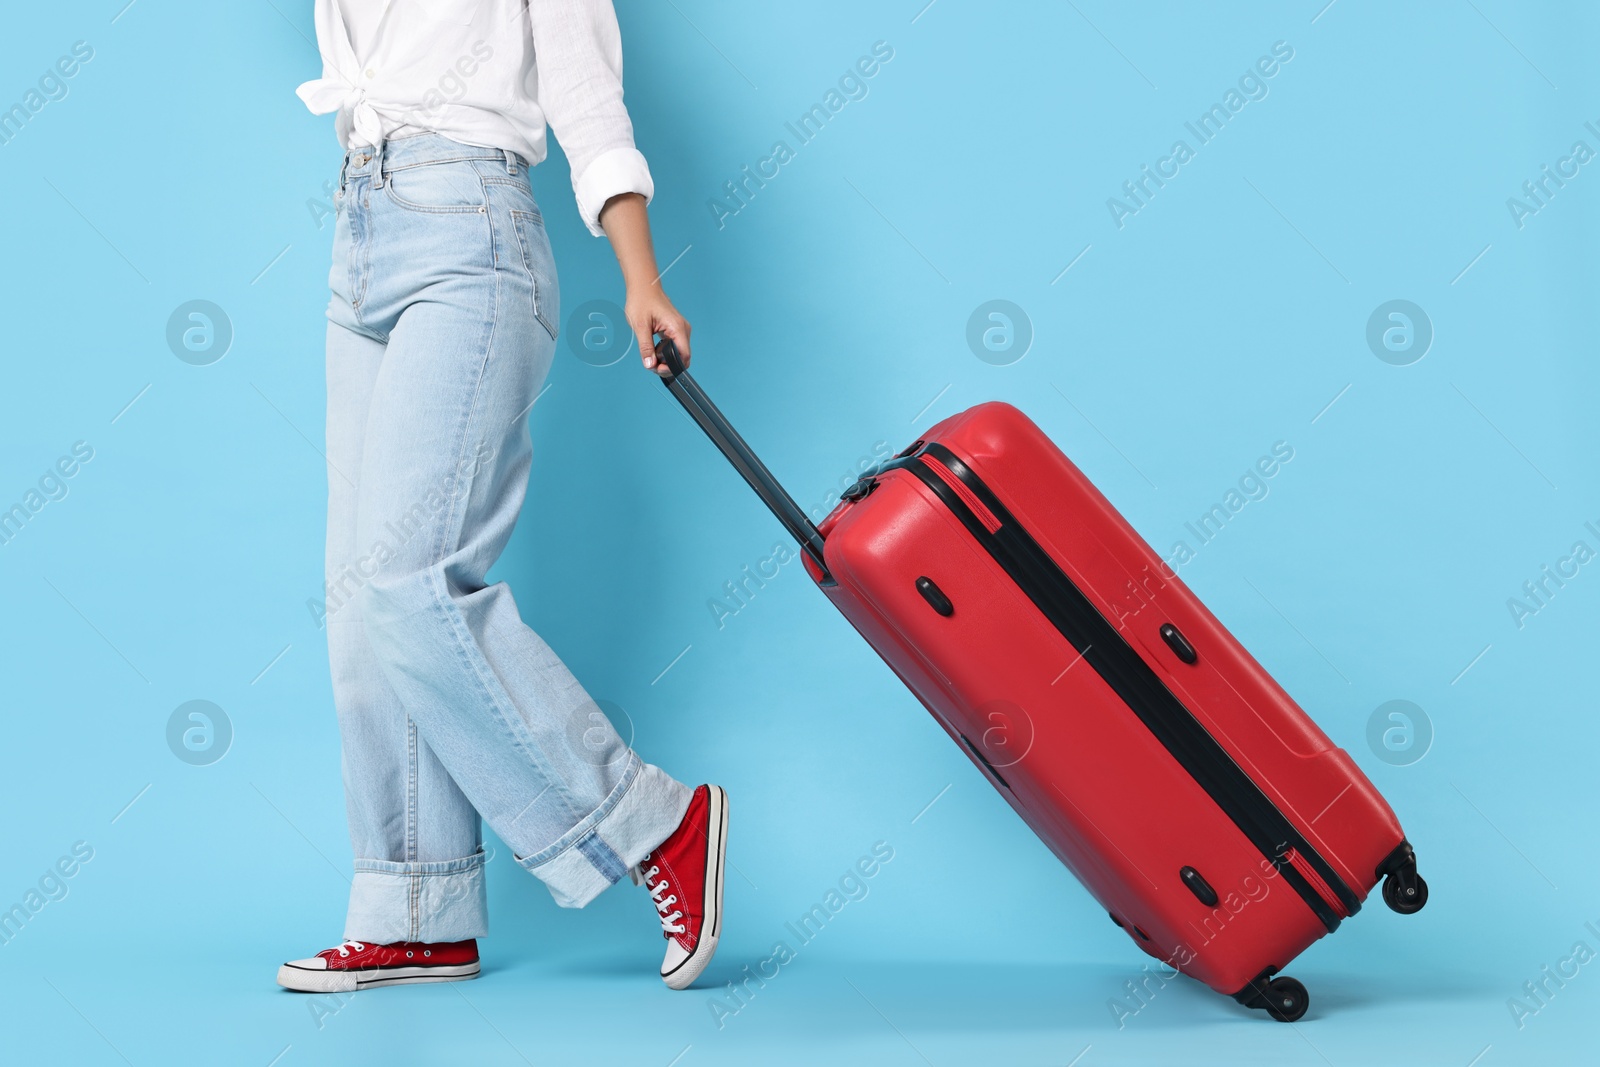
top-left (870, 442), bottom-right (1361, 931)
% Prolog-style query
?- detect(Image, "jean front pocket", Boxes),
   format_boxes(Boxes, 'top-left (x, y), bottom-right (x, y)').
top-left (510, 209), bottom-right (558, 341)
top-left (384, 160), bottom-right (487, 214)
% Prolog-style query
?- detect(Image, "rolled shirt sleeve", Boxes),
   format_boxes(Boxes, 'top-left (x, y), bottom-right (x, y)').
top-left (529, 0), bottom-right (654, 236)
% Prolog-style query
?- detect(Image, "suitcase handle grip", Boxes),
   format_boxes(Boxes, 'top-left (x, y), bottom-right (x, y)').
top-left (655, 337), bottom-right (690, 378)
top-left (656, 338), bottom-right (832, 583)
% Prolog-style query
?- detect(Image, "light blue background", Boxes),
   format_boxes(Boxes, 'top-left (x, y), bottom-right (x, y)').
top-left (1, 1), bottom-right (1596, 1064)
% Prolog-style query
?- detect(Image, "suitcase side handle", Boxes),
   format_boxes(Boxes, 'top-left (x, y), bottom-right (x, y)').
top-left (656, 338), bottom-right (833, 583)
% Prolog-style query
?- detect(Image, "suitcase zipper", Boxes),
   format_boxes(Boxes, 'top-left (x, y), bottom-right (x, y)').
top-left (960, 733), bottom-right (1011, 790)
top-left (1283, 847), bottom-right (1349, 920)
top-left (890, 442), bottom-right (1360, 931)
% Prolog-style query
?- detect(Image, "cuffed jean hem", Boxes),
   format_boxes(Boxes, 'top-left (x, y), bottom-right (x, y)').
top-left (344, 850), bottom-right (489, 943)
top-left (518, 755), bottom-right (692, 909)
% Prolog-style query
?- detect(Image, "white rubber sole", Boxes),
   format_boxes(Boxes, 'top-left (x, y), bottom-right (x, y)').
top-left (662, 785), bottom-right (728, 991)
top-left (276, 960), bottom-right (480, 993)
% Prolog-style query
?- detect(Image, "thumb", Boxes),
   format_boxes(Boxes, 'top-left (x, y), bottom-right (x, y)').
top-left (634, 319), bottom-right (658, 370)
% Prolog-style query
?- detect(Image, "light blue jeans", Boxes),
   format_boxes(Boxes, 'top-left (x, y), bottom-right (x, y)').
top-left (322, 133), bottom-right (690, 942)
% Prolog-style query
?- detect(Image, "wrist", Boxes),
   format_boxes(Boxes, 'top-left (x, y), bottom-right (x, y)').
top-left (623, 274), bottom-right (664, 298)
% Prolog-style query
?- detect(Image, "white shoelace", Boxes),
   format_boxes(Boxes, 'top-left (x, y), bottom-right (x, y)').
top-left (335, 940), bottom-right (367, 958)
top-left (642, 864), bottom-right (685, 935)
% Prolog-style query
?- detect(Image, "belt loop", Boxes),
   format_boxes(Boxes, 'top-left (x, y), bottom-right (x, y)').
top-left (337, 151), bottom-right (351, 193)
top-left (372, 137), bottom-right (387, 189)
top-left (504, 149), bottom-right (518, 177)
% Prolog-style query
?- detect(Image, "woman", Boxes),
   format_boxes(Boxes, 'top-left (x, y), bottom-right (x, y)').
top-left (276, 0), bottom-right (727, 994)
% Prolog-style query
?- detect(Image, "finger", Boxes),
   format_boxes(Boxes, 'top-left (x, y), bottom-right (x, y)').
top-left (634, 323), bottom-right (657, 370)
top-left (650, 344), bottom-right (672, 376)
top-left (662, 317), bottom-right (691, 365)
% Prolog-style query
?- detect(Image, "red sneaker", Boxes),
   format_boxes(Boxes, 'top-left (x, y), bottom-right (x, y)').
top-left (639, 784), bottom-right (728, 989)
top-left (276, 939), bottom-right (480, 993)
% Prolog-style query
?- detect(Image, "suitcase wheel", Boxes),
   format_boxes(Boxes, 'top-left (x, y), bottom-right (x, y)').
top-left (1381, 870), bottom-right (1429, 915)
top-left (1260, 976), bottom-right (1309, 1023)
top-left (1234, 972), bottom-right (1309, 1023)
top-left (1376, 841), bottom-right (1429, 916)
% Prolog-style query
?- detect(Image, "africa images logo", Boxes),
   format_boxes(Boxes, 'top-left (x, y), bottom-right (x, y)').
top-left (707, 41), bottom-right (896, 229)
top-left (0, 40), bottom-right (94, 148)
top-left (1105, 41), bottom-right (1295, 229)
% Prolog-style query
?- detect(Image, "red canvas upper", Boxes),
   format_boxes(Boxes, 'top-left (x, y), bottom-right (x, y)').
top-left (315, 939), bottom-right (478, 971)
top-left (642, 785), bottom-right (713, 955)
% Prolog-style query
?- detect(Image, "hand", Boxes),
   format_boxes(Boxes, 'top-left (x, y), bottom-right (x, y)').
top-left (598, 192), bottom-right (692, 377)
top-left (626, 283), bottom-right (691, 377)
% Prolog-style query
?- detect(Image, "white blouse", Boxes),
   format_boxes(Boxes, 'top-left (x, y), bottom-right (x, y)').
top-left (297, 0), bottom-right (653, 235)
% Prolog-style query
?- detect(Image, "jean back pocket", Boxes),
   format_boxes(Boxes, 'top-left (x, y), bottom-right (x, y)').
top-left (510, 209), bottom-right (558, 341)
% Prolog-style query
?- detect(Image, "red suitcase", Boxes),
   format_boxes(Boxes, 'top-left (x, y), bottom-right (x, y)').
top-left (658, 342), bottom-right (1426, 1021)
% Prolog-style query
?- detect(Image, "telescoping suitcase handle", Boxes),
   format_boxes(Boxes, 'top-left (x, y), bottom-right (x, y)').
top-left (656, 338), bottom-right (833, 583)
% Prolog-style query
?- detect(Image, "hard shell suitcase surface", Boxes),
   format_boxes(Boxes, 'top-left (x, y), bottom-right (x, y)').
top-left (657, 342), bottom-right (1426, 1021)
